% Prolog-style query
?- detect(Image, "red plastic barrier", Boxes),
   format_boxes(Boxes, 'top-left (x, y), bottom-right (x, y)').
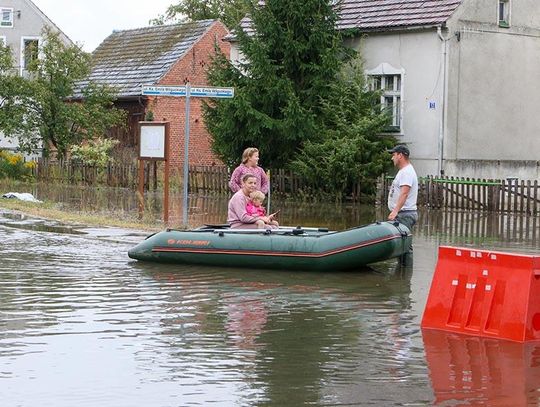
top-left (422, 246), bottom-right (540, 342)
top-left (422, 329), bottom-right (540, 405)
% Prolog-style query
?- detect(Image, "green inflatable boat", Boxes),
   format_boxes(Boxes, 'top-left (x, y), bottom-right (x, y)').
top-left (128, 221), bottom-right (412, 271)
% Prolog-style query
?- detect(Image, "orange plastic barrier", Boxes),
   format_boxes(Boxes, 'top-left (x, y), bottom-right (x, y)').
top-left (422, 246), bottom-right (540, 342)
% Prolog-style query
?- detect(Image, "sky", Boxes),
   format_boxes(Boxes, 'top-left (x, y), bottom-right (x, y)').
top-left (31, 0), bottom-right (175, 52)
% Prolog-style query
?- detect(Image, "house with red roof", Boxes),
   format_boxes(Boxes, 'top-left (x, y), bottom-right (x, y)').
top-left (230, 0), bottom-right (540, 180)
top-left (78, 20), bottom-right (230, 168)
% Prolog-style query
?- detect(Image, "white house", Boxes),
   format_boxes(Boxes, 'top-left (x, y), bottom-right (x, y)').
top-left (229, 0), bottom-right (540, 180)
top-left (0, 0), bottom-right (72, 157)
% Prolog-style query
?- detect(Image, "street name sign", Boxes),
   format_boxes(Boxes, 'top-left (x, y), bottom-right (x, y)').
top-left (142, 85), bottom-right (234, 98)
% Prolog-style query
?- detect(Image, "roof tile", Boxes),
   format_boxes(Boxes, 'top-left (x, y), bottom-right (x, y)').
top-left (336, 0), bottom-right (462, 30)
top-left (229, 1), bottom-right (461, 40)
top-left (77, 20), bottom-right (216, 98)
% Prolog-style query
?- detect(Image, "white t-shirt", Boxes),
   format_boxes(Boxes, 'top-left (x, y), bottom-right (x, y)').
top-left (388, 163), bottom-right (418, 211)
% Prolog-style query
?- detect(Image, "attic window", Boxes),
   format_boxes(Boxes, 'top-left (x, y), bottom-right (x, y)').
top-left (1, 7), bottom-right (13, 27)
top-left (498, 0), bottom-right (510, 28)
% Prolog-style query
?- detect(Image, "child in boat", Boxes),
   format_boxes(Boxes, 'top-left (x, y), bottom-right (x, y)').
top-left (246, 190), bottom-right (279, 228)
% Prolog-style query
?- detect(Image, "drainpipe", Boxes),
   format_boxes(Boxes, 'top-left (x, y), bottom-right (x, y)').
top-left (437, 26), bottom-right (451, 176)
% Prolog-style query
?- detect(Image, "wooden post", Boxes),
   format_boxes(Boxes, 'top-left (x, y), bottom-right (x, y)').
top-left (138, 160), bottom-right (145, 220)
top-left (164, 159), bottom-right (170, 224)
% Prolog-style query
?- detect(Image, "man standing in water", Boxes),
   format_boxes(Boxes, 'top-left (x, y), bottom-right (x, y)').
top-left (387, 145), bottom-right (418, 233)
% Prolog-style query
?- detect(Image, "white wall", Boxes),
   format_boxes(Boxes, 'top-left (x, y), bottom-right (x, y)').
top-left (444, 0), bottom-right (540, 179)
top-left (349, 30), bottom-right (443, 176)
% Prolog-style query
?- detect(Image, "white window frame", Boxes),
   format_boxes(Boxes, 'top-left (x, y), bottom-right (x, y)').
top-left (20, 36), bottom-right (40, 76)
top-left (0, 36), bottom-right (7, 74)
top-left (498, 0), bottom-right (511, 28)
top-left (1, 7), bottom-right (13, 28)
top-left (366, 62), bottom-right (405, 133)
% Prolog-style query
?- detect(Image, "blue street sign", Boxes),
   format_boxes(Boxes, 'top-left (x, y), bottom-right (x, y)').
top-left (141, 85), bottom-right (234, 98)
top-left (141, 85), bottom-right (186, 96)
top-left (189, 87), bottom-right (235, 98)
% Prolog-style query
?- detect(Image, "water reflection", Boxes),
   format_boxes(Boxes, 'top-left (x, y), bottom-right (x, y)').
top-left (131, 261), bottom-right (429, 406)
top-left (423, 329), bottom-right (540, 406)
top-left (418, 210), bottom-right (540, 251)
top-left (0, 181), bottom-right (378, 229)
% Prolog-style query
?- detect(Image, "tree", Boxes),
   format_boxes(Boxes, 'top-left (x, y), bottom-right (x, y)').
top-left (289, 58), bottom-right (394, 197)
top-left (151, 0), bottom-right (254, 29)
top-left (0, 29), bottom-right (125, 159)
top-left (204, 0), bottom-right (353, 168)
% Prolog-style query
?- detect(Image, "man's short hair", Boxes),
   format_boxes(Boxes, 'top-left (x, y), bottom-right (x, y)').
top-left (387, 145), bottom-right (410, 157)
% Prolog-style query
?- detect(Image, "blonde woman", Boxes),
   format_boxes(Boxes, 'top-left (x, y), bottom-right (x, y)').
top-left (227, 174), bottom-right (277, 229)
top-left (228, 147), bottom-right (269, 194)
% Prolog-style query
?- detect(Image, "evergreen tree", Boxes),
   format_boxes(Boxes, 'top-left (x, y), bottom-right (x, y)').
top-left (204, 0), bottom-right (351, 168)
top-left (289, 58), bottom-right (395, 197)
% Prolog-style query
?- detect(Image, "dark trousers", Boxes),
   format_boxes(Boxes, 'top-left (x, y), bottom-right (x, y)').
top-left (396, 210), bottom-right (417, 264)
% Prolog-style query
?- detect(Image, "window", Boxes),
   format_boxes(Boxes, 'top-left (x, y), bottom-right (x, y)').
top-left (1, 7), bottom-right (13, 27)
top-left (20, 37), bottom-right (40, 76)
top-left (498, 0), bottom-right (510, 27)
top-left (367, 63), bottom-right (404, 132)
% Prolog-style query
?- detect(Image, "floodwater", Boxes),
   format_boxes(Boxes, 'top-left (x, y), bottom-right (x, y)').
top-left (1, 183), bottom-right (540, 406)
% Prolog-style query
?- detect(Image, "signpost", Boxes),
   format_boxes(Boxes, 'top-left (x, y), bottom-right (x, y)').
top-left (138, 121), bottom-right (170, 223)
top-left (141, 84), bottom-right (234, 227)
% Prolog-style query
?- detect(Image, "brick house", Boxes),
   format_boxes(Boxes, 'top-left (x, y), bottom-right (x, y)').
top-left (78, 20), bottom-right (230, 168)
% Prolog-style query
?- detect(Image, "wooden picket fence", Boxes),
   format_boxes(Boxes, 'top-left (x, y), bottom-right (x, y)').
top-left (33, 160), bottom-right (359, 197)
top-left (380, 176), bottom-right (540, 215)
top-left (187, 166), bottom-right (365, 197)
top-left (33, 159), bottom-right (140, 188)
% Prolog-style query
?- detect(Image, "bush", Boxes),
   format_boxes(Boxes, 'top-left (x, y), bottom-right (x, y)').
top-left (69, 137), bottom-right (119, 168)
top-left (0, 150), bottom-right (35, 180)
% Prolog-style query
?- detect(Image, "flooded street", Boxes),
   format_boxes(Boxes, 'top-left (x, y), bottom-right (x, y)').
top-left (1, 183), bottom-right (540, 406)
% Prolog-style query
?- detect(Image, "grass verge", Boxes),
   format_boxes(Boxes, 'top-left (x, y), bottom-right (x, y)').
top-left (0, 199), bottom-right (162, 232)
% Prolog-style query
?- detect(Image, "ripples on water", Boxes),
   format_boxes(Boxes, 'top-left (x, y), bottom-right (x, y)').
top-left (1, 224), bottom-right (435, 406)
top-left (1, 185), bottom-right (540, 406)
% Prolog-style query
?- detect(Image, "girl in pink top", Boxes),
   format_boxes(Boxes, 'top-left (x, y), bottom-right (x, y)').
top-left (246, 191), bottom-right (279, 227)
top-left (229, 147), bottom-right (269, 194)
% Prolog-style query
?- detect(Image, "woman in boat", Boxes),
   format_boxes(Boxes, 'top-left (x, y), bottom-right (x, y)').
top-left (228, 147), bottom-right (269, 194)
top-left (228, 174), bottom-right (277, 229)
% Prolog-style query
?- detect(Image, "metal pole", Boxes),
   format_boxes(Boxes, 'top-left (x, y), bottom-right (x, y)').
top-left (182, 83), bottom-right (191, 228)
top-left (266, 170), bottom-right (271, 214)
